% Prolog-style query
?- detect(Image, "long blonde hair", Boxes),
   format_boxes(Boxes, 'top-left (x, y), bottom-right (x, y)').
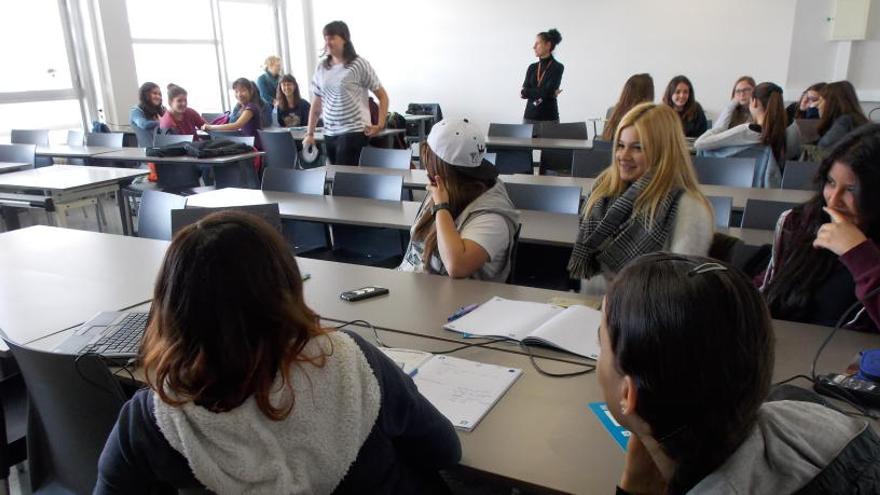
top-left (586, 102), bottom-right (709, 223)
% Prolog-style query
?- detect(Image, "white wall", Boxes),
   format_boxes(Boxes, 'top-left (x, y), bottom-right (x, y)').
top-left (307, 0), bottom-right (798, 132)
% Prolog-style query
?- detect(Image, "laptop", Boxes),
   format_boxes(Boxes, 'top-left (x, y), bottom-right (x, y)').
top-left (53, 311), bottom-right (149, 362)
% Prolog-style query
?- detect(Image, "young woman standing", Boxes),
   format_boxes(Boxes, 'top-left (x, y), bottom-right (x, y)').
top-left (521, 28), bottom-right (564, 124)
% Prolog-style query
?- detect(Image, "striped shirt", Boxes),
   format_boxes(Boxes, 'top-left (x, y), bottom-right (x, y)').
top-left (311, 57), bottom-right (381, 136)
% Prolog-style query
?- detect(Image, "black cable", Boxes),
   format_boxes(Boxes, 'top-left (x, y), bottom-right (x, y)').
top-left (520, 342), bottom-right (595, 377)
top-left (772, 374), bottom-right (813, 387)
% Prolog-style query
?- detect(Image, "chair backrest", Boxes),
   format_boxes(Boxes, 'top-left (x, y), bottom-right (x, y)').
top-left (258, 130), bottom-right (298, 169)
top-left (534, 121), bottom-right (589, 139)
top-left (86, 132), bottom-right (124, 147)
top-left (11, 129), bottom-right (49, 147)
top-left (741, 199), bottom-right (798, 230)
top-left (153, 134), bottom-right (194, 147)
top-left (2, 337), bottom-right (126, 494)
top-left (504, 182), bottom-right (582, 214)
top-left (692, 156), bottom-right (756, 188)
top-left (137, 190), bottom-right (188, 240)
top-left (488, 123), bottom-right (534, 139)
top-left (358, 146), bottom-right (411, 169)
top-left (67, 130), bottom-right (85, 146)
top-left (208, 130), bottom-right (242, 138)
top-left (171, 203), bottom-right (282, 235)
top-left (781, 160), bottom-right (820, 190)
top-left (261, 168), bottom-right (326, 195)
top-left (332, 172), bottom-right (403, 201)
top-left (591, 139), bottom-right (613, 151)
top-left (707, 195), bottom-right (733, 228)
top-left (0, 143), bottom-right (36, 166)
top-left (571, 149), bottom-right (611, 178)
top-left (216, 135), bottom-right (255, 147)
top-left (493, 150), bottom-right (533, 175)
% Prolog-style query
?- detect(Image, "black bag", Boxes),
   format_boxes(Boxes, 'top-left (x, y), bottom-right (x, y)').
top-left (145, 142), bottom-right (189, 158)
top-left (184, 139), bottom-right (254, 158)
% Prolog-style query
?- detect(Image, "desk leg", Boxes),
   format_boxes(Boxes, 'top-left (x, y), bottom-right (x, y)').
top-left (117, 188), bottom-right (133, 236)
top-left (419, 120), bottom-right (426, 142)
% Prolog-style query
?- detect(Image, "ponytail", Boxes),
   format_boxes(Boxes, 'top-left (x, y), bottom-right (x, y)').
top-left (754, 82), bottom-right (787, 163)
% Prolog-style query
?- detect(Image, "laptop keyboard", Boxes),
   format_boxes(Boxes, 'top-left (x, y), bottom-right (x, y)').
top-left (83, 312), bottom-right (149, 356)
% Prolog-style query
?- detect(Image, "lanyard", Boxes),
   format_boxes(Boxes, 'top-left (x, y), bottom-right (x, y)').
top-left (536, 59), bottom-right (553, 87)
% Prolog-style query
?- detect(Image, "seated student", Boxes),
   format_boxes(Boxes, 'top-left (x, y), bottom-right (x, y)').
top-left (568, 103), bottom-right (713, 295)
top-left (786, 82), bottom-right (825, 125)
top-left (602, 73), bottom-right (654, 141)
top-left (694, 82), bottom-right (799, 186)
top-left (96, 211), bottom-right (461, 493)
top-left (398, 119), bottom-right (519, 282)
top-left (760, 124), bottom-right (880, 330)
top-left (600, 253), bottom-right (880, 495)
top-left (817, 80), bottom-right (869, 151)
top-left (275, 74), bottom-right (311, 128)
top-left (661, 75), bottom-right (708, 138)
top-left (158, 83), bottom-right (205, 136)
top-left (712, 75), bottom-right (755, 130)
top-left (256, 55), bottom-right (282, 107)
top-left (202, 78), bottom-right (263, 146)
top-left (129, 82), bottom-right (164, 147)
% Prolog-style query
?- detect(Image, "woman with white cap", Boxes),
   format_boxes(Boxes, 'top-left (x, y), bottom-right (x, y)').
top-left (399, 119), bottom-right (520, 282)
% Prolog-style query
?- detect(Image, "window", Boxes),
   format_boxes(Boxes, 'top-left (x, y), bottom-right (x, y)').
top-left (0, 0), bottom-right (74, 93)
top-left (0, 100), bottom-right (82, 143)
top-left (219, 0), bottom-right (279, 104)
top-left (131, 44), bottom-right (224, 113)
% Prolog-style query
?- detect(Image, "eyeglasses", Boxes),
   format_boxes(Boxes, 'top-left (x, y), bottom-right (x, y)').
top-left (734, 88), bottom-right (754, 95)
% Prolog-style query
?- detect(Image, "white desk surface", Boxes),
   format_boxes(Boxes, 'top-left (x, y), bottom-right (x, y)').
top-left (0, 165), bottom-right (147, 192)
top-left (0, 162), bottom-right (31, 174)
top-left (92, 147), bottom-right (263, 164)
top-left (35, 145), bottom-right (121, 158)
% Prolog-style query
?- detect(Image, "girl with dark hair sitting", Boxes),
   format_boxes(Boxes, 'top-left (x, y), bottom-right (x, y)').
top-left (202, 78), bottom-right (263, 146)
top-left (662, 75), bottom-right (708, 138)
top-left (130, 82), bottom-right (165, 147)
top-left (275, 74), bottom-right (311, 128)
top-left (601, 253), bottom-right (880, 494)
top-left (96, 211), bottom-right (461, 493)
top-left (816, 80), bottom-right (870, 151)
top-left (760, 123), bottom-right (880, 330)
top-left (158, 83), bottom-right (206, 136)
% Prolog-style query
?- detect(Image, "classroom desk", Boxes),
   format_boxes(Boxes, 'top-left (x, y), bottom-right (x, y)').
top-left (485, 136), bottom-right (592, 151)
top-left (35, 145), bottom-right (121, 159)
top-left (0, 165), bottom-right (146, 231)
top-left (185, 187), bottom-right (774, 246)
top-left (91, 147), bottom-right (264, 189)
top-left (0, 162), bottom-right (31, 174)
top-left (13, 227), bottom-right (880, 494)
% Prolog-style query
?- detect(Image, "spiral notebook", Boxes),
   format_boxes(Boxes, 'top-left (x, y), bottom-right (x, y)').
top-left (443, 297), bottom-right (602, 359)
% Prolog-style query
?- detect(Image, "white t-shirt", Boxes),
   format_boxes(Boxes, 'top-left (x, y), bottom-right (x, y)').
top-left (310, 57), bottom-right (381, 136)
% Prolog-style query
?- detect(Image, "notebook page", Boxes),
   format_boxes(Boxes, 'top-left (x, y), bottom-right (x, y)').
top-left (526, 304), bottom-right (602, 359)
top-left (380, 348), bottom-right (433, 376)
top-left (413, 355), bottom-right (522, 431)
top-left (443, 296), bottom-right (563, 341)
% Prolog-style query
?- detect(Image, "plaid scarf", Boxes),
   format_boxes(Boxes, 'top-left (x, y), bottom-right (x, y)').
top-left (568, 173), bottom-right (683, 279)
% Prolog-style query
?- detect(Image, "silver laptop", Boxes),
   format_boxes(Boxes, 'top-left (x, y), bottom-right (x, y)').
top-left (53, 311), bottom-right (149, 361)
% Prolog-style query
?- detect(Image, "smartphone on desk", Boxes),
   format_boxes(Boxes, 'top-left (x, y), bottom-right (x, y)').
top-left (340, 286), bottom-right (390, 302)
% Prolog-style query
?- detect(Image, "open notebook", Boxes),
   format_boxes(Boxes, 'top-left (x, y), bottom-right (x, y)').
top-left (443, 296), bottom-right (602, 360)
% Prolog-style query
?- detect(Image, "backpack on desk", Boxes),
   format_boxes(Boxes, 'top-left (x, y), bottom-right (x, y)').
top-left (184, 139), bottom-right (254, 158)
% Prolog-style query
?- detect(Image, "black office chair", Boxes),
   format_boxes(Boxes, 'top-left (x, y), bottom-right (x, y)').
top-left (323, 172), bottom-right (405, 267)
top-left (741, 199), bottom-right (798, 230)
top-left (171, 203), bottom-right (282, 235)
top-left (781, 161), bottom-right (820, 190)
top-left (11, 129), bottom-right (51, 168)
top-left (692, 156), bottom-right (756, 188)
top-left (358, 146), bottom-right (411, 169)
top-left (0, 369), bottom-right (27, 494)
top-left (258, 130), bottom-right (299, 170)
top-left (571, 149), bottom-right (611, 178)
top-left (487, 123), bottom-right (535, 175)
top-left (2, 338), bottom-right (126, 494)
top-left (153, 134), bottom-right (194, 147)
top-left (137, 190), bottom-right (188, 240)
top-left (504, 183), bottom-right (581, 214)
top-left (215, 135), bottom-right (255, 147)
top-left (262, 168), bottom-right (331, 254)
top-left (85, 132), bottom-right (124, 148)
top-left (591, 139), bottom-right (613, 151)
top-left (535, 121), bottom-right (588, 175)
top-left (208, 130), bottom-right (242, 138)
top-left (406, 103), bottom-right (443, 134)
top-left (707, 195), bottom-right (733, 228)
top-left (0, 144), bottom-right (36, 168)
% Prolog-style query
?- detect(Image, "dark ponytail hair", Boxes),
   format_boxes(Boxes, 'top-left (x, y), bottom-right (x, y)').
top-left (537, 28), bottom-right (562, 52)
top-left (166, 83), bottom-right (187, 104)
top-left (322, 20), bottom-right (358, 68)
top-left (138, 82), bottom-right (165, 119)
top-left (764, 123), bottom-right (880, 321)
top-left (753, 82), bottom-right (787, 163)
top-left (606, 253), bottom-right (774, 493)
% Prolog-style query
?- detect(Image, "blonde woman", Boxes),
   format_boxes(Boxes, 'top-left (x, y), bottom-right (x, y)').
top-left (568, 103), bottom-right (714, 294)
top-left (257, 55), bottom-right (282, 106)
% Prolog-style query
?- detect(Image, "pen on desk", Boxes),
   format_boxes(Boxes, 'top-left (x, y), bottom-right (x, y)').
top-left (447, 303), bottom-right (479, 322)
top-left (409, 368), bottom-right (419, 378)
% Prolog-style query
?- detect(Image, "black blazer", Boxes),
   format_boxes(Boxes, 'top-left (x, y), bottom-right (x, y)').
top-left (521, 56), bottom-right (564, 121)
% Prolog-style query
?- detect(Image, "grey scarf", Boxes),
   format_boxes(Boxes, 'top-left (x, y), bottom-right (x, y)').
top-left (568, 173), bottom-right (682, 279)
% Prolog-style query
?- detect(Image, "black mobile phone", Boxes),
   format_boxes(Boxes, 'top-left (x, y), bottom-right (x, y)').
top-left (340, 286), bottom-right (390, 302)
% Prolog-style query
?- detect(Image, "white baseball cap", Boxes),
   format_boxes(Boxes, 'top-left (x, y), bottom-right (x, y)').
top-left (426, 119), bottom-right (498, 181)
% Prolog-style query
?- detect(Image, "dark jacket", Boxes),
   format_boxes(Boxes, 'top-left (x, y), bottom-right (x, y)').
top-left (521, 56), bottom-right (564, 121)
top-left (95, 330), bottom-right (461, 494)
top-left (818, 113), bottom-right (861, 150)
top-left (276, 98), bottom-right (311, 128)
top-left (680, 102), bottom-right (709, 138)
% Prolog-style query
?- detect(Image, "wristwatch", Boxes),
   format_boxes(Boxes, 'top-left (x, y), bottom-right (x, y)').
top-left (431, 203), bottom-right (451, 217)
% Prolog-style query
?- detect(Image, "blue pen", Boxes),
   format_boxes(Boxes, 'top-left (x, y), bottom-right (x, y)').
top-left (409, 368), bottom-right (419, 378)
top-left (447, 303), bottom-right (479, 322)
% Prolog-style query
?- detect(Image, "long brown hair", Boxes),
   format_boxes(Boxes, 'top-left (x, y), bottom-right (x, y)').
top-left (322, 21), bottom-right (359, 68)
top-left (412, 143), bottom-right (495, 271)
top-left (753, 82), bottom-right (787, 163)
top-left (141, 211), bottom-right (328, 420)
top-left (603, 73), bottom-right (654, 141)
top-left (793, 82), bottom-right (826, 120)
top-left (817, 81), bottom-right (869, 136)
top-left (275, 74), bottom-right (302, 111)
top-left (728, 76), bottom-right (756, 128)
top-left (662, 75), bottom-right (699, 123)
